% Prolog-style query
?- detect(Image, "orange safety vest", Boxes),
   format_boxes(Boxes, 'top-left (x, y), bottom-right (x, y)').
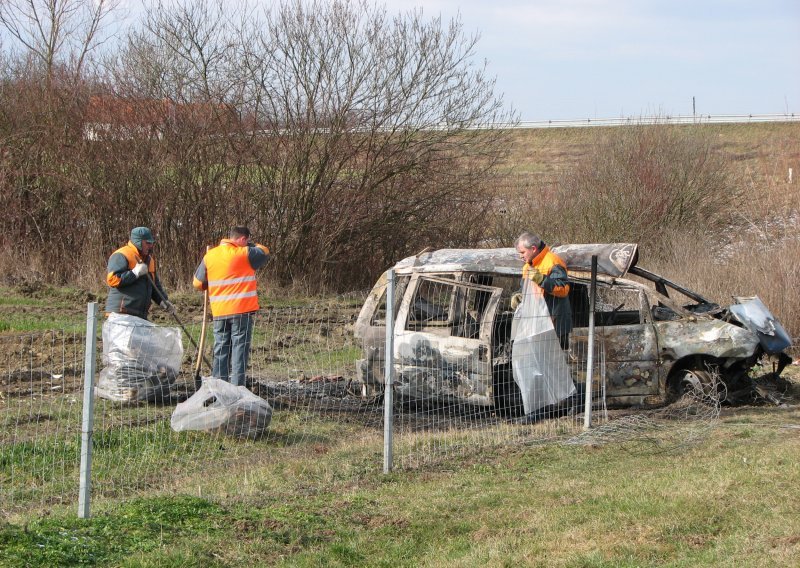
top-left (205, 240), bottom-right (260, 317)
top-left (106, 242), bottom-right (156, 287)
top-left (523, 245), bottom-right (570, 298)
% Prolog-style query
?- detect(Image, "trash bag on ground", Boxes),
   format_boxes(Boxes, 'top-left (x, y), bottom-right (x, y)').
top-left (96, 313), bottom-right (183, 402)
top-left (171, 377), bottom-right (273, 439)
top-left (511, 280), bottom-right (575, 414)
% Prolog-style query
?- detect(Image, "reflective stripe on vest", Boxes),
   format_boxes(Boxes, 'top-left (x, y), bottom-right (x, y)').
top-left (208, 275), bottom-right (256, 287)
top-left (210, 290), bottom-right (258, 302)
top-left (205, 241), bottom-right (259, 317)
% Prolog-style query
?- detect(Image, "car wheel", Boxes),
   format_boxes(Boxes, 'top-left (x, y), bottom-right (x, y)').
top-left (668, 367), bottom-right (720, 402)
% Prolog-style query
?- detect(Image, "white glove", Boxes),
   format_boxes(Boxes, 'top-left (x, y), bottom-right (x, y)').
top-left (160, 300), bottom-right (176, 315)
top-left (510, 292), bottom-right (523, 310)
top-left (132, 263), bottom-right (149, 278)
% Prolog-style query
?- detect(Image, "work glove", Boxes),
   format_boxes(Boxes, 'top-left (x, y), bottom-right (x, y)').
top-left (160, 300), bottom-right (176, 315)
top-left (510, 292), bottom-right (523, 310)
top-left (529, 268), bottom-right (545, 285)
top-left (132, 262), bottom-right (149, 278)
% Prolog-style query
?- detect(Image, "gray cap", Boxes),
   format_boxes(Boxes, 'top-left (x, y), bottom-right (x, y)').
top-left (130, 227), bottom-right (155, 250)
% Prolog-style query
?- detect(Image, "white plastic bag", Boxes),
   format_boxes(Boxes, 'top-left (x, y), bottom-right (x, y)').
top-left (511, 281), bottom-right (575, 414)
top-left (96, 313), bottom-right (183, 402)
top-left (171, 377), bottom-right (273, 439)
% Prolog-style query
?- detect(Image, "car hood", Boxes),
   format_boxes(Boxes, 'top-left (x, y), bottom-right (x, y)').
top-left (729, 296), bottom-right (792, 354)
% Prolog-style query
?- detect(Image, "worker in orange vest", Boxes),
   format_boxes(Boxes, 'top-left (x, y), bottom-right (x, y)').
top-left (193, 226), bottom-right (270, 386)
top-left (106, 226), bottom-right (174, 320)
top-left (515, 231), bottom-right (572, 351)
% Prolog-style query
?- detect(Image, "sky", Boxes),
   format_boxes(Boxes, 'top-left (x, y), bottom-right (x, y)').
top-left (110, 0), bottom-right (800, 122)
top-left (380, 0), bottom-right (800, 122)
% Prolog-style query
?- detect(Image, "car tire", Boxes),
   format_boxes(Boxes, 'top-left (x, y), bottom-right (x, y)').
top-left (668, 367), bottom-right (720, 403)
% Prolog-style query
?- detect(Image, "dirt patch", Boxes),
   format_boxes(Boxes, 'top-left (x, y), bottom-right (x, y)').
top-left (2, 294), bottom-right (798, 437)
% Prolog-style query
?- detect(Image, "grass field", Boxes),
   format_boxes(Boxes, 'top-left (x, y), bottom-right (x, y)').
top-left (1, 122), bottom-right (799, 566)
top-left (1, 383), bottom-right (798, 567)
top-left (498, 121), bottom-right (799, 182)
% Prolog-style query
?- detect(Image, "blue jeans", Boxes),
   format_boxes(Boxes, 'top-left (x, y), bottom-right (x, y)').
top-left (212, 312), bottom-right (255, 386)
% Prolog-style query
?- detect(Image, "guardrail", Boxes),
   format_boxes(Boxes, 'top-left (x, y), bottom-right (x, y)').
top-left (511, 113), bottom-right (799, 129)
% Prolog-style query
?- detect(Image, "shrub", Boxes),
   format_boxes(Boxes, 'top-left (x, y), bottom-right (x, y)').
top-left (509, 123), bottom-right (743, 261)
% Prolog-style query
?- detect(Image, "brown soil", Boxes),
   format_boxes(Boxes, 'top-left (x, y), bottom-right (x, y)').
top-left (2, 297), bottom-right (798, 433)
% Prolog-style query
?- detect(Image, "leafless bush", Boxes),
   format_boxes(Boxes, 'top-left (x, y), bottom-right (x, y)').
top-left (497, 123), bottom-right (743, 258)
top-left (0, 0), bottom-right (514, 292)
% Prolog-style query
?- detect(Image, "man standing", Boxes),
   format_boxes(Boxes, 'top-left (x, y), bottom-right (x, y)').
top-left (515, 232), bottom-right (572, 350)
top-left (193, 227), bottom-right (270, 386)
top-left (106, 226), bottom-right (174, 320)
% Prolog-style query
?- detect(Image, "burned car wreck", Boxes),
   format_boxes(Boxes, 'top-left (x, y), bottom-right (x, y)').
top-left (354, 244), bottom-right (792, 414)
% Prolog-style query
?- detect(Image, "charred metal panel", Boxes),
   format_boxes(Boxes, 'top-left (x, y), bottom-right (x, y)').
top-left (394, 333), bottom-right (492, 405)
top-left (553, 243), bottom-right (638, 276)
top-left (730, 296), bottom-right (792, 353)
top-left (394, 249), bottom-right (521, 275)
top-left (391, 244), bottom-right (638, 278)
top-left (354, 271), bottom-right (388, 341)
top-left (599, 325), bottom-right (660, 395)
top-left (654, 319), bottom-right (760, 363)
top-left (570, 323), bottom-right (660, 397)
top-left (606, 395), bottom-right (663, 408)
top-left (599, 325), bottom-right (658, 360)
top-left (604, 361), bottom-right (659, 394)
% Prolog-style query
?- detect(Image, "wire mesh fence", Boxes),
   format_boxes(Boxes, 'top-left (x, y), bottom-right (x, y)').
top-left (0, 330), bottom-right (86, 516)
top-left (0, 296), bottom-right (384, 520)
top-left (373, 274), bottom-right (610, 470)
top-left (1, 281), bottom-right (722, 520)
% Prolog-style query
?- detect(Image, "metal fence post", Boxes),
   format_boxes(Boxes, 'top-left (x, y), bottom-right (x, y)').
top-left (584, 256), bottom-right (597, 430)
top-left (78, 302), bottom-right (99, 518)
top-left (383, 269), bottom-right (395, 474)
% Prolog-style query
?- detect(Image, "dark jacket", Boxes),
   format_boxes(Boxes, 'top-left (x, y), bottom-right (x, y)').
top-left (105, 242), bottom-right (167, 319)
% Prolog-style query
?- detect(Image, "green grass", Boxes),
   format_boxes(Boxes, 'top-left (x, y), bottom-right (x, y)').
top-left (1, 396), bottom-right (366, 513)
top-left (0, 496), bottom-right (226, 566)
top-left (0, 317), bottom-right (86, 333)
top-left (0, 297), bottom-right (55, 308)
top-left (1, 401), bottom-right (798, 567)
top-left (1, 278), bottom-right (798, 565)
top-left (0, 285), bottom-right (90, 333)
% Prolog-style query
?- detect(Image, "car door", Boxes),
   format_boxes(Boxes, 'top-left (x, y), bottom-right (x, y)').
top-left (570, 281), bottom-right (660, 404)
top-left (392, 274), bottom-right (502, 406)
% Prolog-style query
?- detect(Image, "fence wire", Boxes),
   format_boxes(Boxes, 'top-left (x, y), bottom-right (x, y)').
top-left (380, 276), bottom-right (610, 469)
top-left (1, 290), bottom-right (721, 520)
top-left (0, 331), bottom-right (86, 516)
top-left (563, 379), bottom-right (722, 453)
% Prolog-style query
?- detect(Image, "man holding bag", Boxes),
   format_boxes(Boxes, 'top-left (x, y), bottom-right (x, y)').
top-left (511, 232), bottom-right (576, 424)
top-left (514, 231), bottom-right (572, 351)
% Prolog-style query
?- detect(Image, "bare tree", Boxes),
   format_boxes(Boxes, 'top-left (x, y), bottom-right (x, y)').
top-left (0, 0), bottom-right (120, 83)
top-left (0, 0), bottom-right (514, 290)
top-left (119, 0), bottom-right (241, 102)
top-left (228, 0), bottom-right (516, 286)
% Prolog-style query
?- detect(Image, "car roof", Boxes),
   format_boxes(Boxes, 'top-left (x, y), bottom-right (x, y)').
top-left (392, 244), bottom-right (639, 278)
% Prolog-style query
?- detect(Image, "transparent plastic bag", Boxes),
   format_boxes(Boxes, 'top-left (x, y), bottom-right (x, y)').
top-left (96, 313), bottom-right (183, 402)
top-left (511, 281), bottom-right (575, 414)
top-left (171, 377), bottom-right (273, 439)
